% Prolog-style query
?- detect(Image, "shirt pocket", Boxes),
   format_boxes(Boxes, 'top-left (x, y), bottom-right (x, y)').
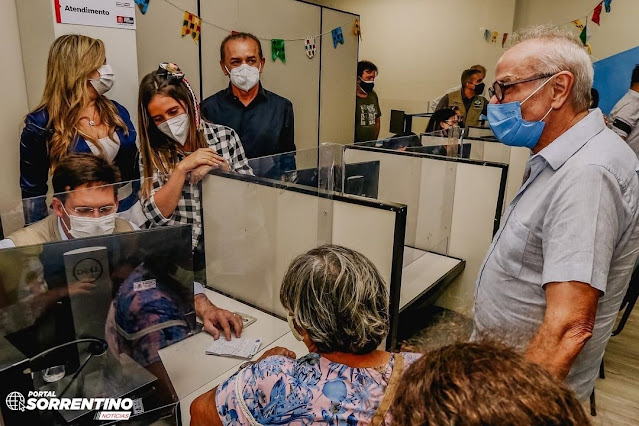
top-left (494, 214), bottom-right (530, 278)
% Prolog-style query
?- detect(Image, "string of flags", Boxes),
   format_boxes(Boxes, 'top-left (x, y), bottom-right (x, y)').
top-left (481, 1), bottom-right (613, 55)
top-left (136, 0), bottom-right (357, 61)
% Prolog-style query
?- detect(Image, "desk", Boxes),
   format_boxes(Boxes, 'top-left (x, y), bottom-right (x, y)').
top-left (400, 247), bottom-right (465, 312)
top-left (158, 289), bottom-right (308, 425)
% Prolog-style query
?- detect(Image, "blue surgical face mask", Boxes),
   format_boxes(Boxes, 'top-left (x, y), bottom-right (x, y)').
top-left (487, 76), bottom-right (555, 149)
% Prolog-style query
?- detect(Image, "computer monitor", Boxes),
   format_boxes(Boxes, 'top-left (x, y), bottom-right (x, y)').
top-left (284, 161), bottom-right (381, 199)
top-left (390, 110), bottom-right (406, 134)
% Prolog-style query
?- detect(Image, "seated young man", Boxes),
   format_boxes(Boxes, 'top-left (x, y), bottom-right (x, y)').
top-left (1, 153), bottom-right (242, 340)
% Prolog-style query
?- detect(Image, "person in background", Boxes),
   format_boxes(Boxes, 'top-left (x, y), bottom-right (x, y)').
top-left (138, 63), bottom-right (250, 341)
top-left (190, 245), bottom-right (422, 425)
top-left (355, 60), bottom-right (382, 142)
top-left (20, 34), bottom-right (138, 225)
top-left (392, 341), bottom-right (590, 425)
top-left (431, 64), bottom-right (487, 111)
top-left (425, 108), bottom-right (459, 135)
top-left (435, 68), bottom-right (488, 127)
top-left (200, 32), bottom-right (295, 178)
top-left (476, 25), bottom-right (639, 402)
top-left (609, 64), bottom-right (639, 158)
top-left (1, 154), bottom-right (135, 249)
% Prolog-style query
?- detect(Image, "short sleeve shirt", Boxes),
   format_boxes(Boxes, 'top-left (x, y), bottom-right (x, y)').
top-left (215, 352), bottom-right (421, 425)
top-left (473, 109), bottom-right (639, 401)
top-left (610, 89), bottom-right (639, 158)
top-left (355, 91), bottom-right (381, 142)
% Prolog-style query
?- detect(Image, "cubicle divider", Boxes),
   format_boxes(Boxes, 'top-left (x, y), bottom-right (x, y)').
top-left (342, 143), bottom-right (507, 314)
top-left (200, 146), bottom-right (408, 350)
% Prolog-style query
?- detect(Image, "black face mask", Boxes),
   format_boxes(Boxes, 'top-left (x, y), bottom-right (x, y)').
top-left (360, 79), bottom-right (375, 93)
top-left (474, 82), bottom-right (486, 96)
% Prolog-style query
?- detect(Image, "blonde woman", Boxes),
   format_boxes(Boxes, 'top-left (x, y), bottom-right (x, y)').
top-left (138, 63), bottom-right (252, 269)
top-left (20, 34), bottom-right (138, 224)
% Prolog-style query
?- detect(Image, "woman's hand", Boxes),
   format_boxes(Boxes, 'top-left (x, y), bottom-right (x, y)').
top-left (176, 148), bottom-right (227, 175)
top-left (256, 346), bottom-right (297, 362)
top-left (189, 161), bottom-right (230, 185)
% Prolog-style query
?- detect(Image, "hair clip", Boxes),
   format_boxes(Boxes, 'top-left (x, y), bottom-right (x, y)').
top-left (157, 62), bottom-right (184, 84)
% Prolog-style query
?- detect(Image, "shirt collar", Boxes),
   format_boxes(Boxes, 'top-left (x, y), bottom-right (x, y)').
top-left (534, 108), bottom-right (605, 171)
top-left (225, 82), bottom-right (267, 101)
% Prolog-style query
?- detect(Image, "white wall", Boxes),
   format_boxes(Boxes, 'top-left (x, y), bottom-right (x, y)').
top-left (308, 0), bottom-right (517, 138)
top-left (0, 0), bottom-right (29, 216)
top-left (514, 0), bottom-right (639, 61)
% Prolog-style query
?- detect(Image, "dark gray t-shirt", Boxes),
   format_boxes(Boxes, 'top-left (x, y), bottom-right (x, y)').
top-left (355, 90), bottom-right (381, 142)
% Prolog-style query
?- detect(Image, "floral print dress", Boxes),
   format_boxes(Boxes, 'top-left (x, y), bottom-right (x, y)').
top-left (215, 352), bottom-right (421, 425)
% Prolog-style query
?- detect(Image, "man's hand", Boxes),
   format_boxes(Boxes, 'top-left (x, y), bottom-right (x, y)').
top-left (194, 294), bottom-right (243, 340)
top-left (256, 346), bottom-right (296, 362)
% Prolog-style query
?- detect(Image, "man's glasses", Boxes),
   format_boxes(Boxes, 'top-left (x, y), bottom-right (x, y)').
top-left (488, 73), bottom-right (556, 102)
top-left (68, 205), bottom-right (117, 217)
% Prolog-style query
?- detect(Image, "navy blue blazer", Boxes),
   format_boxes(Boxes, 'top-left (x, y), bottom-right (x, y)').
top-left (19, 100), bottom-right (139, 224)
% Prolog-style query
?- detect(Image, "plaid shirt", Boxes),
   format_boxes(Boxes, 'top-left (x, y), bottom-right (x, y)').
top-left (141, 121), bottom-right (253, 249)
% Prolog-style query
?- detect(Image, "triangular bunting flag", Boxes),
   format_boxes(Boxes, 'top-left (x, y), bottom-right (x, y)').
top-left (491, 31), bottom-right (498, 43)
top-left (181, 11), bottom-right (201, 43)
top-left (135, 0), bottom-right (149, 14)
top-left (592, 2), bottom-right (603, 25)
top-left (604, 0), bottom-right (612, 13)
top-left (571, 19), bottom-right (585, 30)
top-left (502, 33), bottom-right (509, 48)
top-left (332, 27), bottom-right (344, 48)
top-left (586, 44), bottom-right (592, 55)
top-left (271, 39), bottom-right (286, 63)
top-left (579, 25), bottom-right (588, 45)
top-left (484, 29), bottom-right (491, 41)
top-left (304, 37), bottom-right (316, 59)
top-left (353, 19), bottom-right (362, 39)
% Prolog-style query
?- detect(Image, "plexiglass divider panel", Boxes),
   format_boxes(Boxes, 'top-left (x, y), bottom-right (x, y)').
top-left (0, 224), bottom-right (194, 425)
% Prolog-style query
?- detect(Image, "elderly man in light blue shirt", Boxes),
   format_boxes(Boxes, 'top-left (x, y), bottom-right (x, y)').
top-left (474, 26), bottom-right (639, 401)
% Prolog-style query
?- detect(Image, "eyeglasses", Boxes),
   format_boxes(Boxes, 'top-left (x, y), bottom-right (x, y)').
top-left (68, 205), bottom-right (117, 216)
top-left (488, 73), bottom-right (556, 102)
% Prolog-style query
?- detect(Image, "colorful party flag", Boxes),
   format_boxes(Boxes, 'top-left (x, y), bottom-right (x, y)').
top-left (491, 31), bottom-right (498, 43)
top-left (353, 19), bottom-right (362, 39)
top-left (181, 11), bottom-right (201, 43)
top-left (135, 0), bottom-right (149, 14)
top-left (304, 36), bottom-right (316, 59)
top-left (271, 39), bottom-right (286, 63)
top-left (484, 29), bottom-right (491, 41)
top-left (579, 25), bottom-right (588, 45)
top-left (571, 19), bottom-right (585, 30)
top-left (604, 0), bottom-right (612, 13)
top-left (586, 44), bottom-right (593, 55)
top-left (502, 33), bottom-right (509, 48)
top-left (332, 27), bottom-right (344, 48)
top-left (592, 2), bottom-right (603, 25)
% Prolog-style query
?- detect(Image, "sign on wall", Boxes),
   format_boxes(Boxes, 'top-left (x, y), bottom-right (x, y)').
top-left (54, 0), bottom-right (136, 30)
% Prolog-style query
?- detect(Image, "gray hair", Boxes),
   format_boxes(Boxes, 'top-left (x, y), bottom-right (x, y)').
top-left (280, 244), bottom-right (389, 354)
top-left (509, 25), bottom-right (593, 112)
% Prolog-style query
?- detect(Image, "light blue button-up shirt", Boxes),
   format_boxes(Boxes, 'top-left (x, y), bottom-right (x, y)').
top-left (474, 109), bottom-right (639, 400)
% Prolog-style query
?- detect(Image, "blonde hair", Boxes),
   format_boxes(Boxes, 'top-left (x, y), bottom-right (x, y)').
top-left (138, 70), bottom-right (206, 199)
top-left (34, 34), bottom-right (127, 170)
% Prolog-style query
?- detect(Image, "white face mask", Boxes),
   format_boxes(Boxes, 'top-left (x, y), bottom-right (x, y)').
top-left (226, 64), bottom-right (261, 92)
top-left (89, 64), bottom-right (115, 96)
top-left (287, 314), bottom-right (304, 341)
top-left (62, 206), bottom-right (116, 239)
top-left (157, 113), bottom-right (190, 146)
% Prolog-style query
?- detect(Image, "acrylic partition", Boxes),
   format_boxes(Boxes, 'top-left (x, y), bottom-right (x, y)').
top-left (0, 223), bottom-right (194, 425)
top-left (342, 139), bottom-right (508, 314)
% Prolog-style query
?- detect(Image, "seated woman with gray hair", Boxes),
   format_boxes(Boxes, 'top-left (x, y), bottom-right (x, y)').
top-left (190, 244), bottom-right (420, 425)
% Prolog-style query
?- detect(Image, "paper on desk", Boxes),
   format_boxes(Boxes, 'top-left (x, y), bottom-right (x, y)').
top-left (205, 337), bottom-right (262, 359)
